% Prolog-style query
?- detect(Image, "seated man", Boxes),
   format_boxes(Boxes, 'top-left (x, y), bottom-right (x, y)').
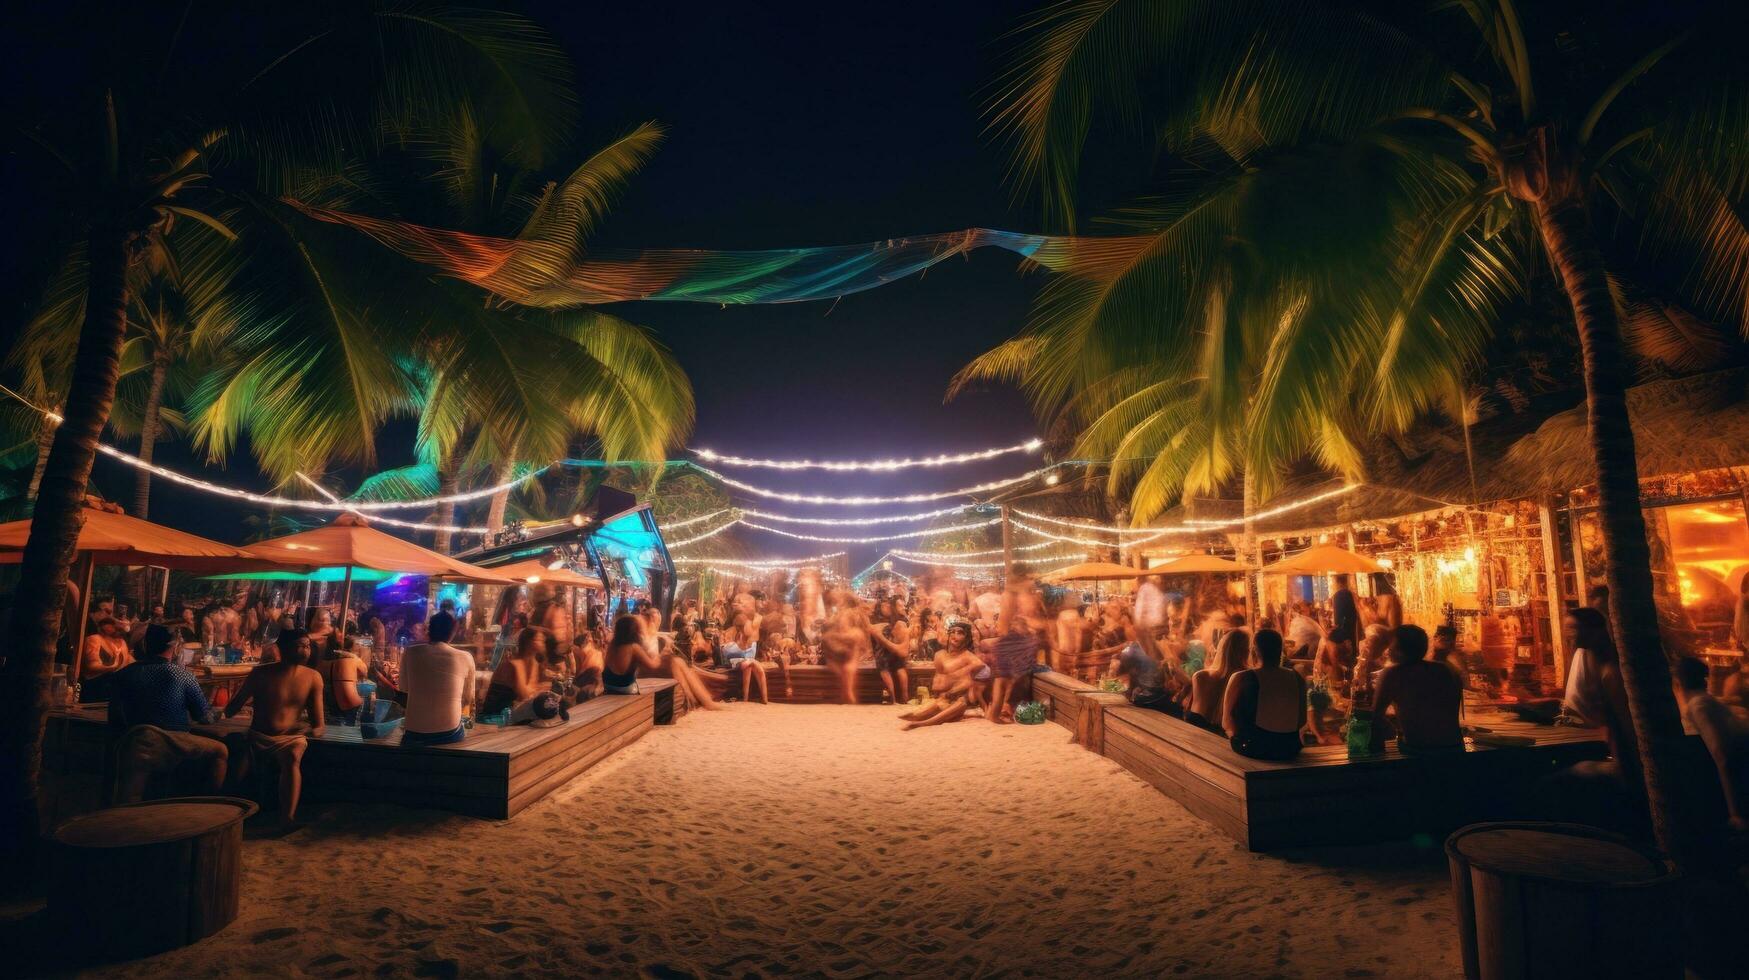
top-left (400, 612), bottom-right (475, 746)
top-left (1674, 656), bottom-right (1749, 830)
top-left (108, 624), bottom-right (227, 802)
top-left (1111, 638), bottom-right (1177, 716)
top-left (1370, 624), bottom-right (1463, 754)
top-left (224, 629), bottom-right (325, 823)
top-left (901, 623), bottom-right (983, 731)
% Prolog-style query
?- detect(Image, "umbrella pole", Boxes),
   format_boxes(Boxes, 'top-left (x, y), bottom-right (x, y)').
top-left (68, 554), bottom-right (96, 691)
top-left (338, 566), bottom-right (355, 639)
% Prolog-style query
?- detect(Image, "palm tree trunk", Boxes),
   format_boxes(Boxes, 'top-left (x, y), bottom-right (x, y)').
top-left (431, 456), bottom-right (459, 555)
top-left (0, 221), bottom-right (135, 877)
top-left (26, 413), bottom-right (57, 500)
top-left (485, 455), bottom-right (516, 535)
top-left (131, 348), bottom-right (170, 519)
top-left (1533, 190), bottom-right (1699, 865)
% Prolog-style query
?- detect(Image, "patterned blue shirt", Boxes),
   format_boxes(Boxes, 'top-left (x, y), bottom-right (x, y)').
top-left (110, 660), bottom-right (213, 732)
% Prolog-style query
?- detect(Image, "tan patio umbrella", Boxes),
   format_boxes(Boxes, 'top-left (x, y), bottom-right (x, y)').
top-left (1149, 553), bottom-right (1250, 574)
top-left (243, 514), bottom-right (517, 634)
top-left (1261, 543), bottom-right (1383, 575)
top-left (484, 559), bottom-right (605, 591)
top-left (1044, 561), bottom-right (1148, 583)
top-left (0, 498), bottom-right (308, 683)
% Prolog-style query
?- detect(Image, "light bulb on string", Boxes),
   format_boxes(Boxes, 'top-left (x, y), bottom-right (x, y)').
top-left (688, 439), bottom-right (1042, 471)
top-left (690, 463), bottom-right (1065, 506)
top-left (737, 517), bottom-right (1002, 544)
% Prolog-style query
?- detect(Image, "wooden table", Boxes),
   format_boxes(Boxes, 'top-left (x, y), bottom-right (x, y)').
top-left (50, 796), bottom-right (257, 959)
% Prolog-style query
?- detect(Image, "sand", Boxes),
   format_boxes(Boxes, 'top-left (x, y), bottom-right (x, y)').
top-left (83, 705), bottom-right (1462, 978)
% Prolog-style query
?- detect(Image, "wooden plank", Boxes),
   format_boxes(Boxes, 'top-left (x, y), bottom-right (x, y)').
top-left (506, 716), bottom-right (654, 816)
top-left (508, 705), bottom-right (651, 794)
top-left (1103, 726), bottom-right (1250, 846)
top-left (507, 696), bottom-right (650, 778)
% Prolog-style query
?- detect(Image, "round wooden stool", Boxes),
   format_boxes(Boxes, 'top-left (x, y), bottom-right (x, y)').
top-left (1446, 821), bottom-right (1678, 980)
top-left (50, 796), bottom-right (257, 960)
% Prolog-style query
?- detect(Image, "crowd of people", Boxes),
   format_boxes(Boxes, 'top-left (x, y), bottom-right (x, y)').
top-left (48, 559), bottom-right (1749, 834)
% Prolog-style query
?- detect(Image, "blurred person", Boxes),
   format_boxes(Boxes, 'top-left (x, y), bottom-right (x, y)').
top-left (1188, 629), bottom-right (1248, 731)
top-left (988, 565), bottom-right (1044, 724)
top-left (871, 614), bottom-right (914, 705)
top-left (1673, 656), bottom-right (1748, 830)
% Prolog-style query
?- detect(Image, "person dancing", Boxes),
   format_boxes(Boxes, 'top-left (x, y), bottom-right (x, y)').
top-left (988, 564), bottom-right (1043, 724)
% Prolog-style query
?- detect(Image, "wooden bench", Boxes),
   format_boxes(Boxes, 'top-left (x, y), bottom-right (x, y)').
top-left (303, 679), bottom-right (678, 818)
top-left (45, 681), bottom-right (679, 823)
top-left (1030, 670), bottom-right (1102, 733)
top-left (692, 663), bottom-right (937, 704)
top-left (1100, 704), bottom-right (1609, 850)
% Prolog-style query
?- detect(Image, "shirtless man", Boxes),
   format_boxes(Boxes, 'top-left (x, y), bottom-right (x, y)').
top-left (531, 584), bottom-right (574, 663)
top-left (758, 598), bottom-right (797, 698)
top-left (204, 594), bottom-right (245, 655)
top-left (870, 615), bottom-right (914, 706)
top-left (1370, 625), bottom-right (1463, 754)
top-left (224, 629), bottom-right (325, 822)
top-left (900, 623), bottom-right (983, 730)
top-left (820, 590), bottom-right (871, 705)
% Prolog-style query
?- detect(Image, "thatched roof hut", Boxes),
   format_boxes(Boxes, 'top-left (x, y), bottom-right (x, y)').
top-left (1178, 367), bottom-right (1749, 536)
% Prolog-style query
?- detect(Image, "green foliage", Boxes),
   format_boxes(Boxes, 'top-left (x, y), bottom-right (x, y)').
top-left (971, 0), bottom-right (1749, 522)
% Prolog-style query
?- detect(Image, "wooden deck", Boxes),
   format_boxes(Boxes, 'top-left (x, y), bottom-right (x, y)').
top-left (1027, 670), bottom-right (1610, 851)
top-left (43, 679), bottom-right (679, 822)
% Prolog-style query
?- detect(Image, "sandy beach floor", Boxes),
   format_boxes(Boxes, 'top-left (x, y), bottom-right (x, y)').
top-left (79, 704), bottom-right (1461, 978)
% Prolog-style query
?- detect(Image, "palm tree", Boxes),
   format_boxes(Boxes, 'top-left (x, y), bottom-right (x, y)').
top-left (0, 2), bottom-right (579, 875)
top-left (976, 0), bottom-right (1747, 864)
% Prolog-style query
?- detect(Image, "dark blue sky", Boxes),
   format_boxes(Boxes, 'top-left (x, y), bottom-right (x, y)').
top-left (558, 0), bottom-right (1046, 566)
top-left (66, 1), bottom-right (1050, 564)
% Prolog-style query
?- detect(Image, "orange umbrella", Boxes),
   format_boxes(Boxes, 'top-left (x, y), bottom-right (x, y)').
top-left (0, 504), bottom-right (281, 573)
top-left (242, 514), bottom-right (516, 583)
top-left (1150, 553), bottom-right (1250, 574)
top-left (1262, 543), bottom-right (1383, 575)
top-left (1043, 561), bottom-right (1148, 583)
top-left (1, 499), bottom-right (309, 687)
top-left (485, 559), bottom-right (604, 591)
top-left (243, 515), bottom-right (518, 634)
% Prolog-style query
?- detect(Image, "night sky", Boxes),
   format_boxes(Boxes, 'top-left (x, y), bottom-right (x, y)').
top-left (17, 1), bottom-right (1050, 568)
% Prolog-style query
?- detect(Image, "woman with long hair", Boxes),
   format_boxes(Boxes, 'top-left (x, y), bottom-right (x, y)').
top-left (1188, 629), bottom-right (1250, 731)
top-left (481, 626), bottom-right (548, 717)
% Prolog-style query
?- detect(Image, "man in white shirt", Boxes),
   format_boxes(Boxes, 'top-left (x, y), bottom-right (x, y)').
top-left (400, 613), bottom-right (474, 746)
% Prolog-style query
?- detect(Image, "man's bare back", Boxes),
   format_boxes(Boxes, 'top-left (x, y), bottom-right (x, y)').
top-left (1374, 659), bottom-right (1460, 751)
top-left (228, 661), bottom-right (325, 736)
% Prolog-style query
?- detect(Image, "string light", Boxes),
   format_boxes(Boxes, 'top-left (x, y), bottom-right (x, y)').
top-left (737, 504), bottom-right (978, 525)
top-left (1183, 484), bottom-right (1360, 527)
top-left (664, 519), bottom-right (742, 547)
top-left (737, 517), bottom-right (1002, 543)
top-left (1010, 518), bottom-right (1183, 548)
top-left (661, 509), bottom-right (732, 530)
top-left (690, 439), bottom-right (1042, 471)
top-left (86, 441), bottom-right (546, 511)
top-left (296, 473), bottom-right (493, 534)
top-left (673, 550), bottom-right (847, 568)
top-left (691, 463), bottom-right (1064, 506)
top-left (888, 550), bottom-right (1080, 569)
top-left (889, 539), bottom-right (1065, 559)
top-left (1011, 508), bottom-right (1192, 536)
